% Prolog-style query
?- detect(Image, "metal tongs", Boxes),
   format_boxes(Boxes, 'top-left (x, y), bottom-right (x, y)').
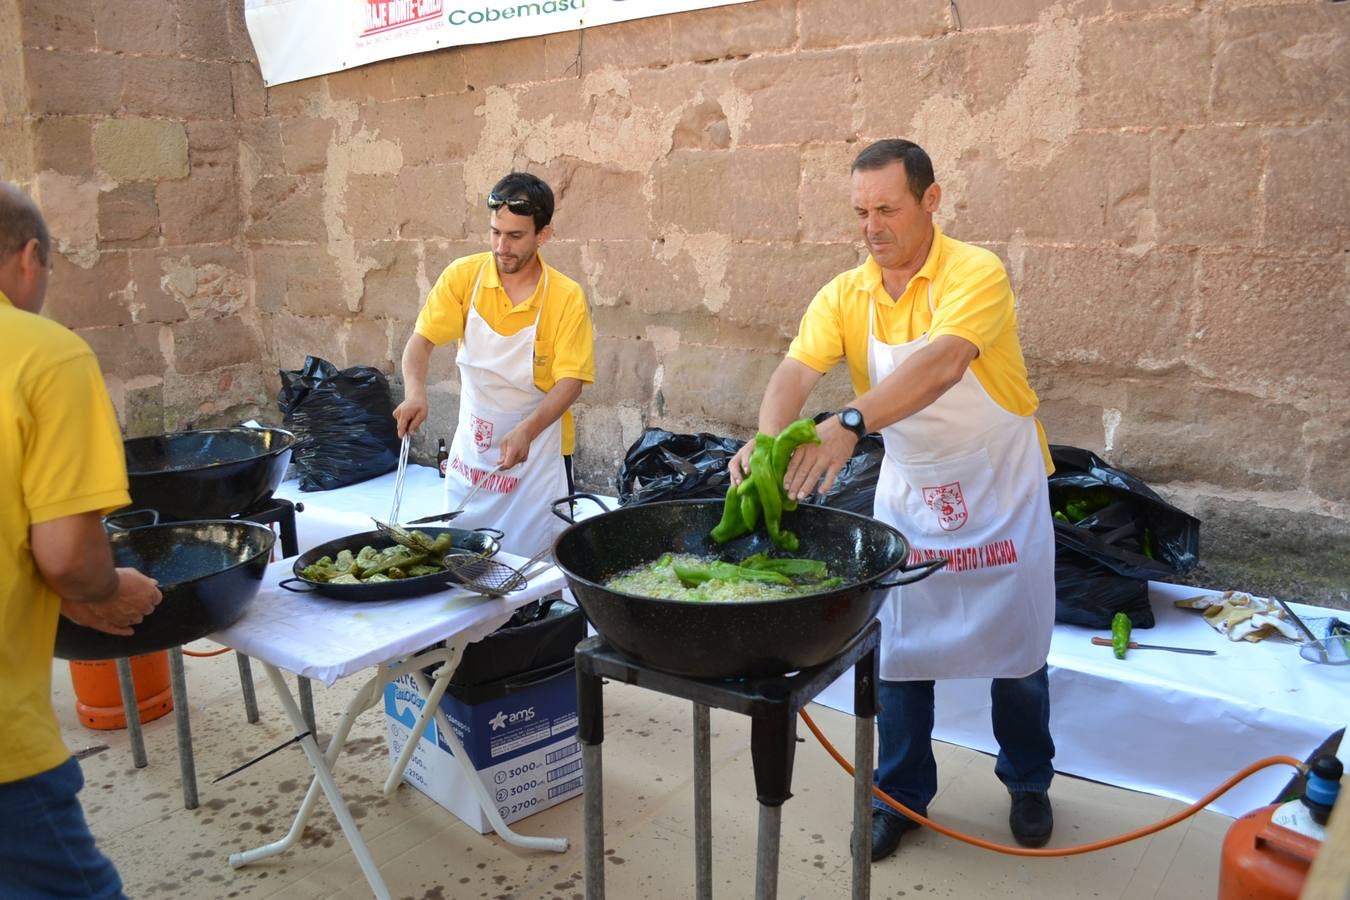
top-left (373, 435), bottom-right (438, 552)
top-left (404, 462), bottom-right (505, 525)
top-left (1270, 596), bottom-right (1348, 665)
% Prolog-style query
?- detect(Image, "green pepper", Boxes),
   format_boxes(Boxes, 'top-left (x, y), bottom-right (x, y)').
top-left (708, 561), bottom-right (792, 585)
top-left (770, 418), bottom-right (821, 512)
top-left (750, 434), bottom-right (800, 552)
top-left (743, 557), bottom-right (828, 579)
top-left (740, 489), bottom-right (761, 532)
top-left (1111, 611), bottom-right (1131, 660)
top-left (673, 562), bottom-right (714, 588)
top-left (710, 486), bottom-right (749, 544)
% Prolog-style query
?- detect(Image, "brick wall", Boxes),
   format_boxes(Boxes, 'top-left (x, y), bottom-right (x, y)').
top-left (3, 0), bottom-right (1347, 604)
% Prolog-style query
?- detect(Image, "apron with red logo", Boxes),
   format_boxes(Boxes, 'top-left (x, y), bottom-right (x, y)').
top-left (443, 262), bottom-right (567, 560)
top-left (868, 284), bottom-right (1055, 680)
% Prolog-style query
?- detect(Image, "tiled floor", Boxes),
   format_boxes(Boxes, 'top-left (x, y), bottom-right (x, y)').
top-left (52, 647), bottom-right (1230, 899)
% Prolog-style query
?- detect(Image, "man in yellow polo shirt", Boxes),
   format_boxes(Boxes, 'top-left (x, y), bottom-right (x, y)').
top-left (394, 172), bottom-right (595, 559)
top-left (0, 181), bottom-right (162, 896)
top-left (730, 140), bottom-right (1057, 860)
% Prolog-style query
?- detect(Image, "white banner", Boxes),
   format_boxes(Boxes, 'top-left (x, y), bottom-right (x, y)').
top-left (244, 0), bottom-right (759, 87)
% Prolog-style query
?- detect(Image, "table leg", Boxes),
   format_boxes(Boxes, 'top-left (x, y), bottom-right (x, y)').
top-left (236, 653), bottom-right (260, 724)
top-left (851, 711), bottom-right (873, 899)
top-left (229, 663), bottom-right (391, 900)
top-left (578, 664), bottom-right (605, 900)
top-left (298, 676), bottom-right (317, 735)
top-left (693, 703), bottom-right (712, 900)
top-left (115, 657), bottom-right (147, 769)
top-left (382, 647), bottom-right (461, 797)
top-left (754, 802), bottom-right (782, 900)
top-left (168, 648), bottom-right (198, 810)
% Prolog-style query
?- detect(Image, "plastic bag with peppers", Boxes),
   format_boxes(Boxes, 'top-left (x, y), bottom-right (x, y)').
top-left (710, 418), bottom-right (821, 550)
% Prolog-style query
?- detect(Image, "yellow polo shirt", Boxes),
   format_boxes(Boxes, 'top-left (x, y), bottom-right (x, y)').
top-left (414, 252), bottom-right (595, 455)
top-left (788, 226), bottom-right (1052, 472)
top-left (1, 289), bottom-right (129, 784)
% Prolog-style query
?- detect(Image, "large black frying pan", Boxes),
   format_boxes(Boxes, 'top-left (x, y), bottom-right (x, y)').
top-left (124, 427), bottom-right (296, 521)
top-left (55, 520), bottom-right (276, 660)
top-left (280, 526), bottom-right (504, 601)
top-left (551, 496), bottom-right (945, 679)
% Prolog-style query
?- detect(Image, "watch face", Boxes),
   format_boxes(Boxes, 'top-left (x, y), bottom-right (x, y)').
top-left (840, 408), bottom-right (863, 432)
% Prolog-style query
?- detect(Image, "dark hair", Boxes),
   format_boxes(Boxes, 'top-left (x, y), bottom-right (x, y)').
top-left (852, 139), bottom-right (935, 203)
top-left (489, 171), bottom-right (554, 231)
top-left (0, 183), bottom-right (50, 267)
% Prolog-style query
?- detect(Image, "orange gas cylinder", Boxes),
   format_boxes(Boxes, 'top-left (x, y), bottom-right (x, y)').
top-left (1218, 802), bottom-right (1320, 900)
top-left (68, 652), bottom-right (174, 730)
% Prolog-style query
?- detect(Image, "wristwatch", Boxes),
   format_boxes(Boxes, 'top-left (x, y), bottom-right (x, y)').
top-left (837, 407), bottom-right (867, 440)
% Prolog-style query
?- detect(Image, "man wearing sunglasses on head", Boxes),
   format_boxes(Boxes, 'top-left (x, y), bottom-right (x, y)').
top-left (394, 172), bottom-right (595, 560)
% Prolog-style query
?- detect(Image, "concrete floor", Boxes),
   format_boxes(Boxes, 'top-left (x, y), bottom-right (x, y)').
top-left (52, 646), bottom-right (1230, 900)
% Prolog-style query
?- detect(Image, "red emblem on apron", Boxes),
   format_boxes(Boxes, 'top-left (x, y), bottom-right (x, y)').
top-left (471, 414), bottom-right (494, 452)
top-left (922, 481), bottom-right (969, 532)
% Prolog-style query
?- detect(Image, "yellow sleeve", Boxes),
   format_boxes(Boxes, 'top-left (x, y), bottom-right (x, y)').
top-left (414, 262), bottom-right (472, 346)
top-left (926, 251), bottom-right (1013, 355)
top-left (786, 281), bottom-right (847, 374)
top-left (25, 348), bottom-right (130, 524)
top-left (548, 284), bottom-right (595, 384)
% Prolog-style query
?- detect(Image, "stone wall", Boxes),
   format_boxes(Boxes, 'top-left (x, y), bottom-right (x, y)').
top-left (3, 0), bottom-right (1347, 605)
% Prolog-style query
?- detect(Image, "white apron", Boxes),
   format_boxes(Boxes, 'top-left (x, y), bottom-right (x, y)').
top-left (869, 285), bottom-right (1055, 680)
top-left (443, 262), bottom-right (567, 560)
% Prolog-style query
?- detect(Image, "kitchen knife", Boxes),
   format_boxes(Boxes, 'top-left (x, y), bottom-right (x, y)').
top-left (1090, 636), bottom-right (1216, 656)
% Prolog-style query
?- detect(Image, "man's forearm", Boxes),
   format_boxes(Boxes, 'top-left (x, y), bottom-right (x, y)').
top-left (851, 335), bottom-right (977, 433)
top-left (519, 378), bottom-right (584, 442)
top-left (757, 359), bottom-right (821, 435)
top-left (400, 333), bottom-right (434, 399)
top-left (31, 515), bottom-right (119, 604)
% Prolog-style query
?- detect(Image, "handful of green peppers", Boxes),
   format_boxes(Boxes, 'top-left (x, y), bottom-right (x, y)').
top-left (710, 418), bottom-right (821, 551)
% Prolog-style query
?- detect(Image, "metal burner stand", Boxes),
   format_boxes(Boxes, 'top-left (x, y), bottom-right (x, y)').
top-left (576, 619), bottom-right (879, 900)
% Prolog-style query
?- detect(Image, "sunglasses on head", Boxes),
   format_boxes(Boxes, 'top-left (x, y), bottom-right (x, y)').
top-left (486, 193), bottom-right (538, 216)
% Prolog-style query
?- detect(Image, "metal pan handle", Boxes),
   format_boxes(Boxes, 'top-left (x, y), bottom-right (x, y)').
top-left (551, 492), bottom-right (612, 525)
top-left (278, 577), bottom-right (319, 593)
top-left (470, 527), bottom-right (503, 557)
top-left (875, 556), bottom-right (948, 589)
top-left (104, 508), bottom-right (160, 531)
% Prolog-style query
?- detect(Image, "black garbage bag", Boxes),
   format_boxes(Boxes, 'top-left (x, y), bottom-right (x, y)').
top-left (616, 428), bottom-right (743, 506)
top-left (445, 598), bottom-right (586, 704)
top-left (799, 411), bottom-right (885, 516)
top-left (1049, 444), bottom-right (1200, 629)
top-left (278, 356), bottom-right (401, 492)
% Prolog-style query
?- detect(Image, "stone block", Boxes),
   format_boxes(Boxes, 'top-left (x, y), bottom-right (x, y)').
top-left (360, 92), bottom-right (484, 167)
top-left (238, 118), bottom-right (287, 177)
top-left (1190, 253), bottom-right (1347, 398)
top-left (1015, 246), bottom-right (1194, 371)
top-left (799, 0), bottom-right (947, 49)
top-left (178, 0), bottom-right (234, 60)
top-left (265, 310), bottom-right (348, 373)
top-left (227, 0), bottom-right (259, 63)
top-left (232, 61), bottom-right (268, 119)
top-left (723, 242), bottom-right (862, 342)
top-left (149, 246), bottom-right (249, 319)
top-left (98, 182), bottom-right (159, 247)
top-left (582, 16), bottom-right (671, 72)
top-left (1035, 396), bottom-right (1109, 456)
top-left (670, 0), bottom-right (796, 64)
top-left (171, 315), bottom-right (260, 375)
top-left (652, 344), bottom-right (785, 427)
top-left (1213, 5), bottom-right (1349, 124)
top-left (326, 64), bottom-right (397, 105)
top-left (670, 95), bottom-right (733, 153)
top-left (246, 175), bottom-right (326, 243)
top-left (45, 252), bottom-right (133, 328)
top-left (343, 317), bottom-right (393, 369)
top-left (127, 249), bottom-right (190, 323)
top-left (280, 115), bottom-right (335, 175)
top-left (382, 47), bottom-right (465, 98)
top-left (800, 142), bottom-right (862, 244)
top-left (460, 35), bottom-right (547, 89)
top-left (422, 240), bottom-right (484, 282)
top-left (1153, 127), bottom-right (1262, 246)
top-left (550, 164), bottom-right (646, 242)
top-left (542, 31), bottom-right (584, 81)
top-left (93, 118), bottom-right (189, 182)
top-left (0, 126), bottom-right (31, 182)
top-left (1263, 123), bottom-right (1348, 254)
top-left (188, 120), bottom-right (239, 172)
top-left (652, 148), bottom-right (799, 241)
top-left (157, 174), bottom-right (240, 245)
top-left (25, 48), bottom-right (125, 115)
top-left (344, 174), bottom-right (402, 241)
top-left (256, 245), bottom-right (346, 317)
top-left (947, 0), bottom-right (1106, 27)
top-left (18, 0), bottom-right (94, 50)
top-left (264, 77), bottom-right (322, 116)
top-left (121, 57), bottom-right (234, 119)
top-left (93, 0), bottom-right (176, 55)
top-left (1305, 431), bottom-right (1350, 504)
top-left (856, 42), bottom-right (934, 141)
top-left (359, 240), bottom-right (422, 318)
top-left (733, 51), bottom-right (857, 146)
top-left (955, 132), bottom-right (1151, 245)
top-left (582, 239), bottom-right (705, 316)
top-left (162, 362), bottom-right (271, 431)
top-left (1080, 16), bottom-right (1210, 129)
top-left (34, 172), bottom-right (100, 264)
top-left (31, 116), bottom-right (93, 174)
top-left (79, 323), bottom-right (167, 380)
top-left (584, 336), bottom-right (657, 410)
top-left (120, 381), bottom-right (166, 438)
top-left (396, 163), bottom-right (466, 240)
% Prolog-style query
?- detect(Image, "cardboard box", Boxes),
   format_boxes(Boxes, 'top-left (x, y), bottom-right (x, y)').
top-left (383, 664), bottom-right (583, 833)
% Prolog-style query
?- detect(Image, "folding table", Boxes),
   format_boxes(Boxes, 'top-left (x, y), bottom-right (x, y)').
top-left (210, 554), bottom-right (571, 900)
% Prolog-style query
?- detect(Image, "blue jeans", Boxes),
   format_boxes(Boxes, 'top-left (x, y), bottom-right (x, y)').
top-left (0, 756), bottom-right (125, 899)
top-left (873, 665), bottom-right (1055, 816)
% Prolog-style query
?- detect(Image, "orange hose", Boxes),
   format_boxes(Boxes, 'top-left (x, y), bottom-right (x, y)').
top-left (181, 646), bottom-right (233, 658)
top-left (798, 707), bottom-right (1304, 857)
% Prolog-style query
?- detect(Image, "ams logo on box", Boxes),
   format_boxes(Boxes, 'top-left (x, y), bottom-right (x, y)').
top-left (490, 706), bottom-right (536, 731)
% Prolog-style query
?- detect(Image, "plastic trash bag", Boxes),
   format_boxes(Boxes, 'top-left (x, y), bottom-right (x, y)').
top-left (616, 428), bottom-right (743, 506)
top-left (799, 411), bottom-right (885, 516)
top-left (277, 355), bottom-right (401, 492)
top-left (1053, 556), bottom-right (1155, 629)
top-left (444, 598), bottom-right (586, 703)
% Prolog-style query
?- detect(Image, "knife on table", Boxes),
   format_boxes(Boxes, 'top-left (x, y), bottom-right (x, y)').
top-left (1090, 636), bottom-right (1216, 656)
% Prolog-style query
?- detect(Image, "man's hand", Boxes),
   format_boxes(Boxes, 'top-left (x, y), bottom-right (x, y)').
top-left (60, 568), bottom-right (162, 636)
top-left (728, 440), bottom-right (755, 488)
top-left (783, 416), bottom-right (858, 501)
top-left (392, 396), bottom-right (428, 439)
top-left (497, 423), bottom-right (534, 470)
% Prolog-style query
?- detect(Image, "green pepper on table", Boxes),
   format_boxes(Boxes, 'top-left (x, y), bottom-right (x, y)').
top-left (1111, 611), bottom-right (1132, 659)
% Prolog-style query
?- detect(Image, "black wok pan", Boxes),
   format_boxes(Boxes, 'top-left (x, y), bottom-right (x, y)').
top-left (280, 526), bottom-right (504, 601)
top-left (125, 427), bottom-right (296, 520)
top-left (551, 496), bottom-right (945, 678)
top-left (55, 520), bottom-right (276, 660)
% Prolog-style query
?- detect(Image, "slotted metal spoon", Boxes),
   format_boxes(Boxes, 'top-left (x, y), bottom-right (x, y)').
top-left (444, 546), bottom-right (552, 597)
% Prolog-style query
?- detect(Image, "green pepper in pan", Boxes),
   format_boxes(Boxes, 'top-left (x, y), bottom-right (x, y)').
top-left (770, 418), bottom-right (821, 512)
top-left (1111, 611), bottom-right (1131, 660)
top-left (710, 485), bottom-right (749, 544)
